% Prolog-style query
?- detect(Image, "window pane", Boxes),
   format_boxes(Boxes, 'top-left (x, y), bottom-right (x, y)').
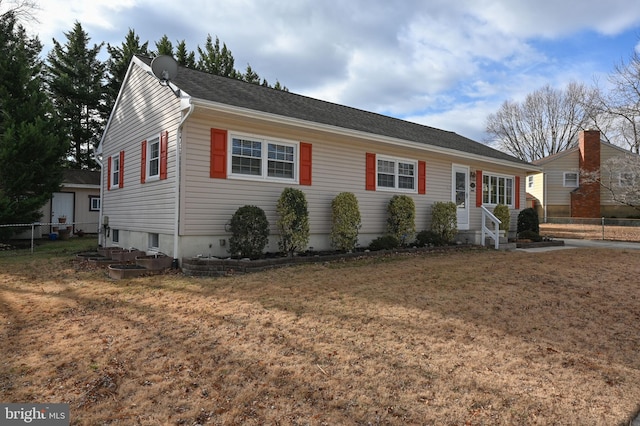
top-left (232, 138), bottom-right (262, 176)
top-left (268, 160), bottom-right (294, 178)
top-left (397, 162), bottom-right (415, 189)
top-left (232, 157), bottom-right (261, 175)
top-left (378, 160), bottom-right (395, 174)
top-left (378, 174), bottom-right (395, 188)
top-left (398, 176), bottom-right (414, 189)
top-left (506, 178), bottom-right (513, 205)
top-left (398, 162), bottom-right (414, 177)
top-left (232, 138), bottom-right (261, 158)
top-left (266, 143), bottom-right (295, 179)
top-left (268, 144), bottom-right (294, 161)
top-left (482, 175), bottom-right (489, 204)
top-left (490, 176), bottom-right (498, 204)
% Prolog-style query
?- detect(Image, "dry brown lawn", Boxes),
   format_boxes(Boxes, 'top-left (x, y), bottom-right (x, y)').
top-left (2, 244), bottom-right (640, 425)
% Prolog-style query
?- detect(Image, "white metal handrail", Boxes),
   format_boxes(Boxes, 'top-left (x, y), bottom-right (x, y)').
top-left (481, 205), bottom-right (502, 249)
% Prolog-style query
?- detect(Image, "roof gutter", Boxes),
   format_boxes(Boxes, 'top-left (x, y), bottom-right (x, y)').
top-left (173, 99), bottom-right (195, 265)
top-left (189, 98), bottom-right (541, 173)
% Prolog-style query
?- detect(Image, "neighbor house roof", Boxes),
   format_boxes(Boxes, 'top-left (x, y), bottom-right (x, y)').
top-left (62, 169), bottom-right (100, 186)
top-left (136, 56), bottom-right (530, 167)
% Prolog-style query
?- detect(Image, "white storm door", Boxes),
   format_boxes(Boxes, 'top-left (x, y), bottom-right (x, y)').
top-left (452, 165), bottom-right (469, 230)
top-left (52, 192), bottom-right (74, 223)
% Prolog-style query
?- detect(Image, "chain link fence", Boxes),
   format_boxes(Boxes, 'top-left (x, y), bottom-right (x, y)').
top-left (0, 222), bottom-right (99, 255)
top-left (541, 217), bottom-right (640, 242)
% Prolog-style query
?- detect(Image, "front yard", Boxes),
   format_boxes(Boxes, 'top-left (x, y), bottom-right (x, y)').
top-left (1, 244), bottom-right (639, 424)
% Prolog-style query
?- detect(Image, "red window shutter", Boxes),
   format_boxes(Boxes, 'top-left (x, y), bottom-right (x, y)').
top-left (119, 150), bottom-right (125, 188)
top-left (107, 156), bottom-right (112, 191)
top-left (475, 170), bottom-right (483, 207)
top-left (210, 128), bottom-right (227, 179)
top-left (515, 175), bottom-right (521, 209)
top-left (418, 161), bottom-right (426, 194)
top-left (299, 142), bottom-right (312, 185)
top-left (366, 153), bottom-right (376, 191)
top-left (140, 140), bottom-right (147, 184)
top-left (160, 130), bottom-right (168, 180)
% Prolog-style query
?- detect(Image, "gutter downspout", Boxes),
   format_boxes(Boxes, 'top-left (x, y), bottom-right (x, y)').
top-left (173, 101), bottom-right (195, 266)
top-left (543, 172), bottom-right (548, 223)
top-left (93, 151), bottom-right (105, 247)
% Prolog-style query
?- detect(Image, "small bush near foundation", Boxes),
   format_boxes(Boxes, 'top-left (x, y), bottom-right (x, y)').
top-left (277, 188), bottom-right (310, 256)
top-left (430, 202), bottom-right (457, 243)
top-left (517, 207), bottom-right (540, 234)
top-left (387, 195), bottom-right (416, 246)
top-left (330, 192), bottom-right (361, 252)
top-left (415, 230), bottom-right (447, 247)
top-left (368, 235), bottom-right (400, 251)
top-left (493, 204), bottom-right (511, 231)
top-left (228, 205), bottom-right (270, 259)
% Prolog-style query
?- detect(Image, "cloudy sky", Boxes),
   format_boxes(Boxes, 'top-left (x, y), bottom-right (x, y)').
top-left (15, 0), bottom-right (640, 142)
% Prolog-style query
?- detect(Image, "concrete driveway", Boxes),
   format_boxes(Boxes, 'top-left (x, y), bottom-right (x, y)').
top-left (517, 238), bottom-right (640, 252)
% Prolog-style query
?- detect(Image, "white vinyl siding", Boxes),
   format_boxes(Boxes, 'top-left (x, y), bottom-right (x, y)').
top-left (100, 64), bottom-right (180, 236)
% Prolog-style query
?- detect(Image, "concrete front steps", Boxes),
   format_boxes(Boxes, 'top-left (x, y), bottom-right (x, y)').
top-left (485, 236), bottom-right (517, 251)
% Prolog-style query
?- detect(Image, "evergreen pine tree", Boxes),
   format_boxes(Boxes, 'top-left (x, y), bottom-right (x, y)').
top-left (46, 21), bottom-right (106, 170)
top-left (105, 28), bottom-right (149, 112)
top-left (0, 12), bottom-right (67, 231)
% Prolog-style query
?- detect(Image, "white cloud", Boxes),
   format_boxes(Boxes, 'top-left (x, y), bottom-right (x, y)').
top-left (22, 0), bottom-right (640, 142)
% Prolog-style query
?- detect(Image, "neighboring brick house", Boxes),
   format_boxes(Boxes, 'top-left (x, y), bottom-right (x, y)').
top-left (527, 130), bottom-right (639, 220)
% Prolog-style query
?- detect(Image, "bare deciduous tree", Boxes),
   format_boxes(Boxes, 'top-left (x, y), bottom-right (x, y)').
top-left (0, 0), bottom-right (38, 23)
top-left (595, 50), bottom-right (640, 154)
top-left (485, 82), bottom-right (598, 162)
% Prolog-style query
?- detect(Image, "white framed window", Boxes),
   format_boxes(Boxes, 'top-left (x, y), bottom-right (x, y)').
top-left (89, 196), bottom-right (100, 212)
top-left (482, 173), bottom-right (514, 206)
top-left (376, 155), bottom-right (417, 192)
top-left (229, 133), bottom-right (297, 182)
top-left (147, 135), bottom-right (160, 181)
top-left (111, 155), bottom-right (121, 189)
top-left (112, 229), bottom-right (119, 243)
top-left (149, 233), bottom-right (159, 249)
top-left (563, 172), bottom-right (579, 187)
top-left (527, 175), bottom-right (534, 189)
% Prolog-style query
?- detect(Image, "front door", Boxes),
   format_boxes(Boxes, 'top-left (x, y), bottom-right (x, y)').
top-left (452, 165), bottom-right (469, 230)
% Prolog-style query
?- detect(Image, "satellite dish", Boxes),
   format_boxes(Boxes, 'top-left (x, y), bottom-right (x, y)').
top-left (151, 55), bottom-right (178, 83)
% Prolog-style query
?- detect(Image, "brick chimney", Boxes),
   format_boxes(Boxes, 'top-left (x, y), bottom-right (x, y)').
top-left (570, 130), bottom-right (601, 218)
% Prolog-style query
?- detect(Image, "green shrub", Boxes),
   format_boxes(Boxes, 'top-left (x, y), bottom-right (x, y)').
top-left (517, 207), bottom-right (540, 234)
top-left (493, 204), bottom-right (511, 232)
top-left (386, 195), bottom-right (416, 245)
top-left (276, 188), bottom-right (310, 256)
top-left (430, 201), bottom-right (457, 243)
top-left (330, 192), bottom-right (361, 252)
top-left (518, 229), bottom-right (542, 242)
top-left (415, 230), bottom-right (447, 247)
top-left (368, 235), bottom-right (400, 251)
top-left (228, 205), bottom-right (270, 259)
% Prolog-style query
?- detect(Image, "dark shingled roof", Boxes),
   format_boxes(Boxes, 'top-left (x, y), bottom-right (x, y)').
top-left (138, 56), bottom-right (528, 166)
top-left (63, 169), bottom-right (100, 186)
